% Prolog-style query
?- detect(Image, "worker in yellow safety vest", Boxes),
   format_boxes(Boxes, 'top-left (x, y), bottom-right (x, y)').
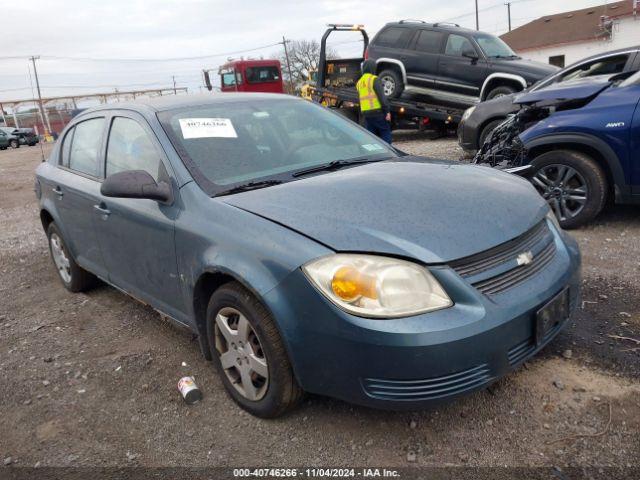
top-left (356, 59), bottom-right (392, 143)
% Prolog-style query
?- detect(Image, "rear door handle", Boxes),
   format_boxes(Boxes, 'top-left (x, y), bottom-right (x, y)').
top-left (93, 203), bottom-right (111, 216)
top-left (52, 186), bottom-right (63, 197)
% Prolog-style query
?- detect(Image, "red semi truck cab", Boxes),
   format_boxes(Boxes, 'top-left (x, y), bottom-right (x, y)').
top-left (218, 59), bottom-right (284, 93)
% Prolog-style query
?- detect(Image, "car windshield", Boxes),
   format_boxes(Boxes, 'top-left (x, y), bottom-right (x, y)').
top-left (159, 98), bottom-right (396, 194)
top-left (474, 34), bottom-right (517, 58)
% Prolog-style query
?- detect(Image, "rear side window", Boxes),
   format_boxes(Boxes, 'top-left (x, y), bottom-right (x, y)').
top-left (445, 34), bottom-right (475, 56)
top-left (246, 66), bottom-right (280, 84)
top-left (413, 30), bottom-right (443, 53)
top-left (106, 117), bottom-right (162, 180)
top-left (60, 127), bottom-right (75, 167)
top-left (374, 27), bottom-right (412, 48)
top-left (68, 118), bottom-right (104, 176)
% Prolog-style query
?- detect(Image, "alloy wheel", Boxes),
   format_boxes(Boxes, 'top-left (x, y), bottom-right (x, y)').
top-left (532, 164), bottom-right (588, 222)
top-left (50, 233), bottom-right (72, 283)
top-left (380, 76), bottom-right (396, 97)
top-left (214, 307), bottom-right (269, 401)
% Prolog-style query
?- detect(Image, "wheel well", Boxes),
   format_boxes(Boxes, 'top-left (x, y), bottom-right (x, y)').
top-left (482, 78), bottom-right (523, 100)
top-left (376, 62), bottom-right (402, 80)
top-left (529, 143), bottom-right (614, 200)
top-left (192, 271), bottom-right (236, 359)
top-left (40, 209), bottom-right (54, 232)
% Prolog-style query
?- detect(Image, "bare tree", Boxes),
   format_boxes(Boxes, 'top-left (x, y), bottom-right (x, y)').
top-left (276, 39), bottom-right (337, 88)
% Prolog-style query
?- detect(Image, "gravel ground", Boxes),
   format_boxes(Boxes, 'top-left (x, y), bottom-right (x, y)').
top-left (1, 139), bottom-right (638, 471)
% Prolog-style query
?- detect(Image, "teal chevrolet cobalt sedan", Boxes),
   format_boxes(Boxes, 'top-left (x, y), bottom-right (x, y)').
top-left (35, 94), bottom-right (581, 417)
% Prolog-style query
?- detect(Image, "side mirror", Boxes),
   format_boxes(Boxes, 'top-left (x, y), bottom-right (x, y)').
top-left (101, 170), bottom-right (173, 204)
top-left (462, 49), bottom-right (479, 61)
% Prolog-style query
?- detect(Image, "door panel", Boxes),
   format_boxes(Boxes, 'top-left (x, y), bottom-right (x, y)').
top-left (437, 34), bottom-right (487, 99)
top-left (403, 29), bottom-right (444, 89)
top-left (631, 96), bottom-right (640, 190)
top-left (95, 113), bottom-right (184, 318)
top-left (50, 118), bottom-right (108, 279)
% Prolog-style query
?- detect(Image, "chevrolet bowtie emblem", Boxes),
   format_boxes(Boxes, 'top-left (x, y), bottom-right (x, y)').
top-left (517, 251), bottom-right (534, 266)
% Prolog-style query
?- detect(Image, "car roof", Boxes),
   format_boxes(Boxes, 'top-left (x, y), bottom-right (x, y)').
top-left (382, 21), bottom-right (478, 34)
top-left (571, 45), bottom-right (640, 64)
top-left (74, 93), bottom-right (298, 118)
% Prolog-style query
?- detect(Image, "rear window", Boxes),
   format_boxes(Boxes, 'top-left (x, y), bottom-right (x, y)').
top-left (374, 27), bottom-right (412, 48)
top-left (246, 66), bottom-right (280, 84)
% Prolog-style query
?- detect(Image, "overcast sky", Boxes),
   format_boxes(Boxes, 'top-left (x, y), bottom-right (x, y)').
top-left (0, 0), bottom-right (612, 105)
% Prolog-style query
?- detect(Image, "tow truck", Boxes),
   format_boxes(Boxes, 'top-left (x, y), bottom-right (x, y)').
top-left (313, 24), bottom-right (465, 131)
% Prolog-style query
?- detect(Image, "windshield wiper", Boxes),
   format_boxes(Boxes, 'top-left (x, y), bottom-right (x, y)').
top-left (215, 179), bottom-right (283, 196)
top-left (292, 157), bottom-right (387, 178)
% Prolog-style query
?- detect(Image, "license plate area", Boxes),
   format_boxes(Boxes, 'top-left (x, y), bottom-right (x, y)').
top-left (536, 288), bottom-right (569, 346)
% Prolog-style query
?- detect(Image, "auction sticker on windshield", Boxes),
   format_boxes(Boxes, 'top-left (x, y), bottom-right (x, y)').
top-left (362, 143), bottom-right (384, 152)
top-left (179, 118), bottom-right (238, 139)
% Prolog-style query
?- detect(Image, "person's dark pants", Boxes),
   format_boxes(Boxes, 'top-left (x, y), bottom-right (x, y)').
top-left (363, 113), bottom-right (392, 144)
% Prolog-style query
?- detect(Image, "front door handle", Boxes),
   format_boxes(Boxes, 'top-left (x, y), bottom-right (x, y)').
top-left (52, 186), bottom-right (63, 197)
top-left (93, 203), bottom-right (111, 216)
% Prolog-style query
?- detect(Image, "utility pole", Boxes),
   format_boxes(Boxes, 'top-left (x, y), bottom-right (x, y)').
top-left (505, 2), bottom-right (512, 31)
top-left (30, 56), bottom-right (51, 136)
top-left (0, 102), bottom-right (6, 126)
top-left (172, 75), bottom-right (177, 94)
top-left (281, 36), bottom-right (294, 94)
top-left (475, 0), bottom-right (479, 30)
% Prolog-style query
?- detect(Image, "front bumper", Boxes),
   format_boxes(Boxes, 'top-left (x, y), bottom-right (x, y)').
top-left (263, 224), bottom-right (581, 409)
top-left (457, 118), bottom-right (477, 152)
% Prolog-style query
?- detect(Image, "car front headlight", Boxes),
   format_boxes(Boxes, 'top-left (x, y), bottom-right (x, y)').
top-left (461, 106), bottom-right (476, 122)
top-left (302, 254), bottom-right (452, 318)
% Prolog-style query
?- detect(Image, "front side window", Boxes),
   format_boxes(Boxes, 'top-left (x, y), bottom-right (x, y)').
top-left (559, 55), bottom-right (629, 82)
top-left (159, 99), bottom-right (397, 194)
top-left (445, 34), bottom-right (475, 57)
top-left (221, 70), bottom-right (243, 87)
top-left (68, 118), bottom-right (104, 176)
top-left (106, 117), bottom-right (161, 180)
top-left (473, 34), bottom-right (515, 58)
top-left (245, 66), bottom-right (280, 84)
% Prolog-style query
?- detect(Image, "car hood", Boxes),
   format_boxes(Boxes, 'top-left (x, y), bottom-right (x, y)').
top-left (222, 159), bottom-right (548, 264)
top-left (515, 76), bottom-right (612, 105)
top-left (491, 57), bottom-right (559, 79)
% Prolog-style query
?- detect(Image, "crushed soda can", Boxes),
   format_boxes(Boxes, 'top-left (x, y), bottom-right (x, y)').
top-left (178, 376), bottom-right (203, 404)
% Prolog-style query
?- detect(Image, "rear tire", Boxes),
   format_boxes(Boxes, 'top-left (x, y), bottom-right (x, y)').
top-left (478, 118), bottom-right (505, 148)
top-left (486, 85), bottom-right (516, 100)
top-left (46, 223), bottom-right (98, 292)
top-left (377, 69), bottom-right (403, 99)
top-left (530, 150), bottom-right (607, 229)
top-left (206, 282), bottom-right (303, 418)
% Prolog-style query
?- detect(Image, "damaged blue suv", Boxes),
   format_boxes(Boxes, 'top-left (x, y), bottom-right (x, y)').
top-left (476, 70), bottom-right (640, 228)
top-left (36, 94), bottom-right (580, 417)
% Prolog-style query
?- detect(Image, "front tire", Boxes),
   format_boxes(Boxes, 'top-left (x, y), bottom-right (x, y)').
top-left (478, 118), bottom-right (505, 148)
top-left (9, 139), bottom-right (19, 149)
top-left (486, 85), bottom-right (516, 100)
top-left (377, 69), bottom-right (403, 99)
top-left (530, 150), bottom-right (607, 229)
top-left (46, 223), bottom-right (97, 292)
top-left (206, 282), bottom-right (303, 418)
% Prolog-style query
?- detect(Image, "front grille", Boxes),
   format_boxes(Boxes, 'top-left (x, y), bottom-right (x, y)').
top-left (362, 364), bottom-right (492, 401)
top-left (450, 221), bottom-right (556, 295)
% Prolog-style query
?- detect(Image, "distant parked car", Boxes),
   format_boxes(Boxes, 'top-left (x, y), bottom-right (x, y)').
top-left (0, 130), bottom-right (10, 150)
top-left (365, 20), bottom-right (557, 106)
top-left (0, 127), bottom-right (20, 149)
top-left (458, 46), bottom-right (640, 152)
top-left (36, 94), bottom-right (581, 417)
top-left (13, 128), bottom-right (39, 146)
top-left (475, 71), bottom-right (640, 228)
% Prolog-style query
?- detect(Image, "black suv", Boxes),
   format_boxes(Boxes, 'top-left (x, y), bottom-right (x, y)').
top-left (366, 20), bottom-right (558, 107)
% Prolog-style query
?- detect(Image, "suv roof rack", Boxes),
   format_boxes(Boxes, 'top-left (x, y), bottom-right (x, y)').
top-left (433, 21), bottom-right (461, 27)
top-left (399, 19), bottom-right (426, 24)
